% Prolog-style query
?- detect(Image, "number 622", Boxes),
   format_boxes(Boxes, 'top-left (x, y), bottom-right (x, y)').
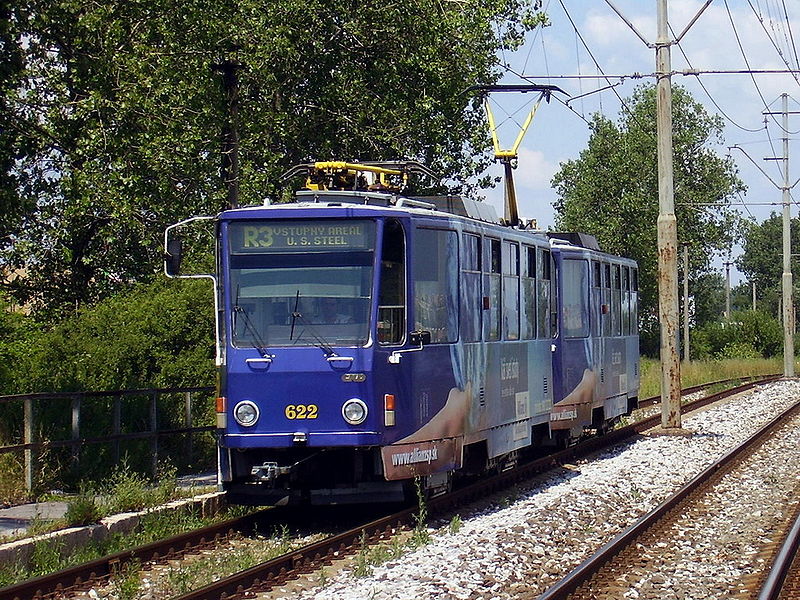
top-left (285, 404), bottom-right (318, 419)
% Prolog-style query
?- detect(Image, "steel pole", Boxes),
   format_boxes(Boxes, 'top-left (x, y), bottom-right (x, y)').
top-left (781, 93), bottom-right (795, 377)
top-left (656, 0), bottom-right (681, 428)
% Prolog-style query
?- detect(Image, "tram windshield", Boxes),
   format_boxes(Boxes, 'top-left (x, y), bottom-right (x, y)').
top-left (227, 220), bottom-right (375, 348)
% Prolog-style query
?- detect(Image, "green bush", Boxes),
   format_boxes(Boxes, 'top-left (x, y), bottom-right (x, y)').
top-left (692, 310), bottom-right (782, 360)
top-left (0, 297), bottom-right (41, 397)
top-left (103, 463), bottom-right (155, 514)
top-left (13, 277), bottom-right (215, 394)
top-left (65, 485), bottom-right (102, 526)
top-left (715, 341), bottom-right (761, 360)
top-left (0, 279), bottom-right (216, 492)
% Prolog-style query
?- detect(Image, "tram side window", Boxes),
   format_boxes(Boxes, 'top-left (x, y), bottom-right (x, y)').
top-left (484, 238), bottom-right (501, 341)
top-left (602, 263), bottom-right (611, 337)
top-left (537, 248), bottom-right (552, 338)
top-left (378, 219), bottom-right (406, 344)
top-left (591, 261), bottom-right (601, 337)
top-left (621, 267), bottom-right (630, 336)
top-left (414, 228), bottom-right (458, 343)
top-left (631, 268), bottom-right (639, 333)
top-left (503, 241), bottom-right (520, 340)
top-left (563, 259), bottom-right (590, 338)
top-left (521, 246), bottom-right (536, 339)
top-left (612, 264), bottom-right (622, 336)
top-left (461, 233), bottom-right (482, 342)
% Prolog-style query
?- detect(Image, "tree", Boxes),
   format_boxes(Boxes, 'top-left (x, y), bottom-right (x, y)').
top-left (6, 278), bottom-right (214, 394)
top-left (0, 0), bottom-right (30, 245)
top-left (692, 271), bottom-right (726, 326)
top-left (2, 0), bottom-right (547, 319)
top-left (551, 85), bottom-right (745, 337)
top-left (737, 213), bottom-right (800, 317)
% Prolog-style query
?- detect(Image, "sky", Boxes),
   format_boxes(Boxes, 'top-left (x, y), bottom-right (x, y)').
top-left (478, 0), bottom-right (800, 285)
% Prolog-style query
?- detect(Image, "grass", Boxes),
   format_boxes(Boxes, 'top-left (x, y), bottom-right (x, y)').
top-left (639, 357), bottom-right (783, 399)
top-left (448, 514), bottom-right (462, 535)
top-left (0, 453), bottom-right (28, 506)
top-left (0, 505), bottom-right (247, 588)
top-left (0, 461), bottom-right (213, 545)
top-left (352, 532), bottom-right (406, 578)
top-left (148, 525), bottom-right (299, 597)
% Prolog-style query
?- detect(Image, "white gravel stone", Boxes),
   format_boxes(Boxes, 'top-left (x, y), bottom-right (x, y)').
top-left (275, 380), bottom-right (800, 600)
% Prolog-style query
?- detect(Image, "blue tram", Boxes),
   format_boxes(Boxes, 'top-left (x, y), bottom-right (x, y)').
top-left (165, 162), bottom-right (639, 505)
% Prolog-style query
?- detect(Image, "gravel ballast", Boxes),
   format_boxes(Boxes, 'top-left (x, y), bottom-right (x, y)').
top-left (276, 379), bottom-right (800, 600)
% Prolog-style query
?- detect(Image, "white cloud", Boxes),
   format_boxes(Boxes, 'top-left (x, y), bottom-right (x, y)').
top-left (515, 147), bottom-right (560, 190)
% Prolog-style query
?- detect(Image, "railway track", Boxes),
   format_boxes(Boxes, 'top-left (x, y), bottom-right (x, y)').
top-left (535, 387), bottom-right (800, 600)
top-left (0, 374), bottom-right (779, 600)
top-left (0, 510), bottom-right (274, 600)
top-left (167, 376), bottom-right (779, 600)
top-left (754, 503), bottom-right (800, 600)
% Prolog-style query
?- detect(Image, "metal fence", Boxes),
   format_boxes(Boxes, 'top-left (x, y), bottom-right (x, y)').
top-left (0, 386), bottom-right (215, 491)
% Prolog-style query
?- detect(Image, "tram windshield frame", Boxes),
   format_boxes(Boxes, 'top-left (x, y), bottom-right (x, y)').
top-left (226, 219), bottom-right (376, 349)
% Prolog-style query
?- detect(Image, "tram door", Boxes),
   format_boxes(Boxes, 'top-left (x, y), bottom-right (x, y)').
top-left (551, 255), bottom-right (594, 435)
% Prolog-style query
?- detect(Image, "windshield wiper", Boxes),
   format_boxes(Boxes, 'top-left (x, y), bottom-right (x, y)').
top-left (233, 286), bottom-right (273, 358)
top-left (290, 290), bottom-right (300, 342)
top-left (288, 290), bottom-right (337, 357)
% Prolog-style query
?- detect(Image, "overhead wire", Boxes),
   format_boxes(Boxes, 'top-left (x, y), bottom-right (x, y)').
top-left (724, 0), bottom-right (800, 134)
top-left (746, 0), bottom-right (800, 87)
top-left (736, 190), bottom-right (757, 219)
top-left (762, 110), bottom-right (787, 182)
top-left (540, 29), bottom-right (551, 86)
top-left (780, 0), bottom-right (800, 72)
top-left (521, 0), bottom-right (552, 75)
top-left (668, 23), bottom-right (765, 133)
top-left (574, 23), bottom-right (585, 118)
top-left (498, 59), bottom-right (592, 126)
top-left (557, 0), bottom-right (654, 136)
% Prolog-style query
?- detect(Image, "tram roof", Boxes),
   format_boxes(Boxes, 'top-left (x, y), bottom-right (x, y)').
top-left (221, 190), bottom-right (504, 225)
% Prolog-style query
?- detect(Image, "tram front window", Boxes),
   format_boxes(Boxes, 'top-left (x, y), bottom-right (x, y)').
top-left (227, 220), bottom-right (375, 348)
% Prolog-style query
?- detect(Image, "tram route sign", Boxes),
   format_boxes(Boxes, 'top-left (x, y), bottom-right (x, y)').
top-left (230, 220), bottom-right (374, 253)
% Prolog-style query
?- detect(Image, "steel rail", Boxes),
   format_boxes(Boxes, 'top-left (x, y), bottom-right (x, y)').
top-left (537, 385), bottom-right (800, 600)
top-left (0, 509), bottom-right (272, 600)
top-left (0, 375), bottom-right (779, 600)
top-left (757, 504), bottom-right (800, 600)
top-left (637, 373), bottom-right (779, 409)
top-left (170, 377), bottom-right (781, 600)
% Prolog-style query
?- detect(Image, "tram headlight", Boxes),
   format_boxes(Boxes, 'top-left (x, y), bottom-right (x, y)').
top-left (342, 398), bottom-right (368, 425)
top-left (233, 400), bottom-right (259, 427)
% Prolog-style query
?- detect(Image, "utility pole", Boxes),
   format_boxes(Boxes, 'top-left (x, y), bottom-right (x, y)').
top-left (752, 281), bottom-right (756, 311)
top-left (724, 261), bottom-right (733, 320)
top-left (729, 92), bottom-right (800, 378)
top-left (780, 93), bottom-right (794, 376)
top-left (655, 0), bottom-right (681, 428)
top-left (682, 242), bottom-right (690, 364)
top-left (605, 0), bottom-right (712, 426)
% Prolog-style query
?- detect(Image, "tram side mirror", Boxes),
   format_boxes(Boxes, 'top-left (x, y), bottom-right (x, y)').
top-left (165, 237), bottom-right (183, 276)
top-left (410, 330), bottom-right (431, 347)
top-left (388, 330), bottom-right (431, 365)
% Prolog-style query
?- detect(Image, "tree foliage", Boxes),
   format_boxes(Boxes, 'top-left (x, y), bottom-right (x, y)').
top-left (736, 213), bottom-right (800, 317)
top-left (551, 85), bottom-right (745, 326)
top-left (2, 0), bottom-right (546, 319)
top-left (1, 279), bottom-right (214, 395)
top-left (691, 310), bottom-right (782, 360)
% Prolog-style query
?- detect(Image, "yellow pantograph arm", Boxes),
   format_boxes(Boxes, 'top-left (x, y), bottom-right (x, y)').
top-left (484, 95), bottom-right (544, 160)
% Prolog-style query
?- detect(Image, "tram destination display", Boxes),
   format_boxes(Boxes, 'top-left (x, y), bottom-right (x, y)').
top-left (229, 220), bottom-right (374, 253)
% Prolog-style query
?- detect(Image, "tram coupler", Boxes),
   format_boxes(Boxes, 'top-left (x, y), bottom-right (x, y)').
top-left (250, 462), bottom-right (291, 482)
